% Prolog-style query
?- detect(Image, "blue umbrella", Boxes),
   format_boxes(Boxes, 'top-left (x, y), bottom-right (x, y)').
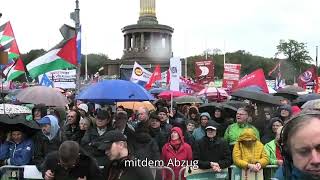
top-left (77, 80), bottom-right (155, 103)
top-left (149, 87), bottom-right (167, 94)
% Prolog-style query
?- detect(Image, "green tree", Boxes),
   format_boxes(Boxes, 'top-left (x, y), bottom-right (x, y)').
top-left (80, 53), bottom-right (110, 75)
top-left (276, 39), bottom-right (312, 67)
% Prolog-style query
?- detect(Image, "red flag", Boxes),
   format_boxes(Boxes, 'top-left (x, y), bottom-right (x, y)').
top-left (233, 69), bottom-right (269, 93)
top-left (145, 65), bottom-right (161, 90)
top-left (297, 66), bottom-right (317, 89)
top-left (57, 36), bottom-right (77, 65)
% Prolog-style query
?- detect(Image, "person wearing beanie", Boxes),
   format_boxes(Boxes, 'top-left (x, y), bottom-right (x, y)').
top-left (194, 121), bottom-right (232, 171)
top-left (158, 107), bottom-right (172, 137)
top-left (161, 127), bottom-right (192, 180)
top-left (192, 112), bottom-right (212, 141)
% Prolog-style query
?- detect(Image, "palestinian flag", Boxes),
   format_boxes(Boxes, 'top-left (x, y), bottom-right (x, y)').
top-left (0, 21), bottom-right (25, 81)
top-left (26, 36), bottom-right (77, 78)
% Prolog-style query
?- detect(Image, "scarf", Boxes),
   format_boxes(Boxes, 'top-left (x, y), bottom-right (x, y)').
top-left (170, 139), bottom-right (181, 151)
top-left (276, 145), bottom-right (283, 160)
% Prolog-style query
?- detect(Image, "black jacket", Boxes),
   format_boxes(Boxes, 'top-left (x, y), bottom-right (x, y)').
top-left (32, 130), bottom-right (66, 170)
top-left (103, 156), bottom-right (154, 180)
top-left (133, 132), bottom-right (160, 161)
top-left (80, 126), bottom-right (113, 166)
top-left (42, 150), bottom-right (103, 180)
top-left (149, 127), bottom-right (168, 150)
top-left (194, 136), bottom-right (232, 169)
top-left (63, 124), bottom-right (83, 143)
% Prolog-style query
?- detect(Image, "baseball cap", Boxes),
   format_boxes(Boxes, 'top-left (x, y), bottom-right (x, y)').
top-left (98, 130), bottom-right (127, 150)
top-left (37, 116), bottom-right (51, 126)
top-left (78, 104), bottom-right (88, 113)
top-left (205, 121), bottom-right (218, 130)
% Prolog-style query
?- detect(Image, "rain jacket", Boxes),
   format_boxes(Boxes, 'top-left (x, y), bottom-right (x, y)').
top-left (0, 142), bottom-right (9, 160)
top-left (224, 123), bottom-right (260, 145)
top-left (161, 127), bottom-right (193, 180)
top-left (7, 139), bottom-right (33, 165)
top-left (232, 128), bottom-right (269, 169)
top-left (264, 139), bottom-right (278, 165)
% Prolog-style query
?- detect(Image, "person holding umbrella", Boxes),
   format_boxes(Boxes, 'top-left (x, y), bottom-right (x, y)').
top-left (3, 127), bottom-right (33, 166)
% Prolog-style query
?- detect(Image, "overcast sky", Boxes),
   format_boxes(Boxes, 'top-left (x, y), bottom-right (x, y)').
top-left (1, 0), bottom-right (320, 60)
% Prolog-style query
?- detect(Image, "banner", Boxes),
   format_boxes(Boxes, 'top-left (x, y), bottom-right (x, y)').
top-left (39, 70), bottom-right (76, 89)
top-left (222, 63), bottom-right (241, 90)
top-left (170, 57), bottom-right (181, 91)
top-left (316, 77), bottom-right (320, 93)
top-left (233, 68), bottom-right (269, 93)
top-left (195, 60), bottom-right (214, 84)
top-left (297, 66), bottom-right (317, 89)
top-left (130, 62), bottom-right (152, 86)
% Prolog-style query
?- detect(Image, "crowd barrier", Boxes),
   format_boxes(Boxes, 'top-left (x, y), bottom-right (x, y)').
top-left (0, 164), bottom-right (278, 180)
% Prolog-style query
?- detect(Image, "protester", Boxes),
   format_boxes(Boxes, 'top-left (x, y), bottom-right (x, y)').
top-left (194, 121), bottom-right (232, 171)
top-left (278, 105), bottom-right (292, 124)
top-left (100, 130), bottom-right (154, 180)
top-left (42, 141), bottom-right (102, 180)
top-left (161, 127), bottom-right (193, 180)
top-left (186, 120), bottom-right (196, 134)
top-left (32, 104), bottom-right (48, 121)
top-left (188, 106), bottom-right (200, 126)
top-left (64, 110), bottom-right (82, 142)
top-left (232, 128), bottom-right (269, 172)
top-left (131, 107), bottom-right (150, 130)
top-left (192, 112), bottom-right (211, 141)
top-left (113, 111), bottom-right (135, 145)
top-left (149, 112), bottom-right (167, 150)
top-left (172, 117), bottom-right (197, 153)
top-left (264, 126), bottom-right (283, 166)
top-left (81, 108), bottom-right (113, 166)
top-left (212, 107), bottom-right (229, 137)
top-left (4, 128), bottom-right (33, 165)
top-left (274, 111), bottom-right (320, 180)
top-left (261, 117), bottom-right (284, 144)
top-left (33, 115), bottom-right (66, 170)
top-left (224, 106), bottom-right (260, 149)
top-left (158, 107), bottom-right (172, 135)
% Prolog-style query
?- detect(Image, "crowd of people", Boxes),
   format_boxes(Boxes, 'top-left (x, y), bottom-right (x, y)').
top-left (0, 94), bottom-right (319, 180)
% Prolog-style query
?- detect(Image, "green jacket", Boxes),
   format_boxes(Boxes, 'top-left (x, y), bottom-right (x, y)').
top-left (224, 123), bottom-right (260, 145)
top-left (264, 139), bottom-right (277, 165)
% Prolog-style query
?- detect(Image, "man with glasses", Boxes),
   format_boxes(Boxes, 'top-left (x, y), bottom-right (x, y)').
top-left (42, 141), bottom-right (102, 180)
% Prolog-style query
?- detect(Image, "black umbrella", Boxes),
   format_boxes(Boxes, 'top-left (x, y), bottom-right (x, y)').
top-left (294, 93), bottom-right (320, 106)
top-left (199, 102), bottom-right (239, 120)
top-left (231, 89), bottom-right (282, 105)
top-left (225, 100), bottom-right (249, 109)
top-left (0, 114), bottom-right (40, 135)
top-left (274, 85), bottom-right (305, 101)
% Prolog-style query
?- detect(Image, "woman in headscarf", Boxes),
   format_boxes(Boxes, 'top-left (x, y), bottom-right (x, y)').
top-left (161, 127), bottom-right (193, 180)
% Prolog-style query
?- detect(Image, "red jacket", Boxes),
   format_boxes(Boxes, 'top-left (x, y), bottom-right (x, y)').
top-left (161, 127), bottom-right (193, 180)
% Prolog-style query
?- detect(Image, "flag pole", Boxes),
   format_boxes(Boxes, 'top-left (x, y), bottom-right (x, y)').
top-left (72, 0), bottom-right (81, 98)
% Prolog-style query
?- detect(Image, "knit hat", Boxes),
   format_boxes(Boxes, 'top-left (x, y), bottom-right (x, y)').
top-left (200, 112), bottom-right (211, 120)
top-left (279, 105), bottom-right (292, 116)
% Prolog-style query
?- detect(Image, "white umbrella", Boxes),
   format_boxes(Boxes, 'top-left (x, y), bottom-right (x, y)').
top-left (0, 104), bottom-right (31, 114)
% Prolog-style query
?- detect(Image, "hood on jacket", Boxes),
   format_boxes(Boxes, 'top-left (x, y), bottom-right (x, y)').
top-left (278, 105), bottom-right (292, 117)
top-left (32, 104), bottom-right (48, 120)
top-left (170, 127), bottom-right (185, 143)
top-left (189, 106), bottom-right (199, 115)
top-left (238, 128), bottom-right (257, 142)
top-left (43, 115), bottom-right (60, 140)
